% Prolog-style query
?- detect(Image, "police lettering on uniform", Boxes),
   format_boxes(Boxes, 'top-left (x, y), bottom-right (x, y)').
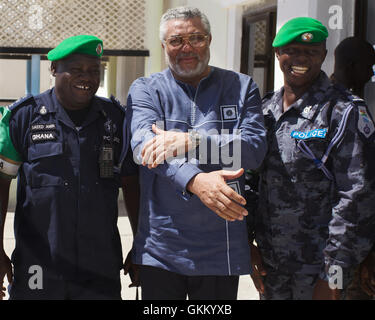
top-left (0, 35), bottom-right (139, 300)
top-left (250, 17), bottom-right (375, 300)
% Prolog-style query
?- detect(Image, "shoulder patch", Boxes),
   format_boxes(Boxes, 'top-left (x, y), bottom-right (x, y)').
top-left (8, 95), bottom-right (35, 112)
top-left (358, 106), bottom-right (375, 138)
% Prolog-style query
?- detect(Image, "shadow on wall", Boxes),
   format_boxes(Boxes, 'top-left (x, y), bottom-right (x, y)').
top-left (8, 180), bottom-right (128, 217)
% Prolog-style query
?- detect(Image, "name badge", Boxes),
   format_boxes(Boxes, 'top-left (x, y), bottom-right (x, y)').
top-left (31, 123), bottom-right (56, 131)
top-left (31, 132), bottom-right (57, 143)
top-left (291, 129), bottom-right (328, 140)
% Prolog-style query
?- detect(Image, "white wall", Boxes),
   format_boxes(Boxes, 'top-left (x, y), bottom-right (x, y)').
top-left (0, 60), bottom-right (26, 100)
top-left (144, 0), bottom-right (164, 76)
top-left (0, 59), bottom-right (54, 101)
top-left (186, 0), bottom-right (229, 69)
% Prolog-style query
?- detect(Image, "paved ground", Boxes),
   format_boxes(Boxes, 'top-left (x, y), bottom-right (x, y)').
top-left (3, 211), bottom-right (259, 300)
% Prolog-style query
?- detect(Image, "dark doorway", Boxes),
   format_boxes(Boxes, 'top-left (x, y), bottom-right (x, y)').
top-left (241, 8), bottom-right (277, 98)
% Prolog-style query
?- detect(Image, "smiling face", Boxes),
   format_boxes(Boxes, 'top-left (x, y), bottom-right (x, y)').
top-left (162, 17), bottom-right (211, 86)
top-left (276, 42), bottom-right (327, 90)
top-left (52, 53), bottom-right (101, 110)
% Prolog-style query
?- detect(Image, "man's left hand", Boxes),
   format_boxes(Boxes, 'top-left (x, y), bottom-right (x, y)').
top-left (312, 279), bottom-right (341, 300)
top-left (123, 250), bottom-right (140, 288)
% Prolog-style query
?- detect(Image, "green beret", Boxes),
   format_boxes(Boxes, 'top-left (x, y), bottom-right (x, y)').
top-left (272, 17), bottom-right (328, 48)
top-left (47, 35), bottom-right (103, 61)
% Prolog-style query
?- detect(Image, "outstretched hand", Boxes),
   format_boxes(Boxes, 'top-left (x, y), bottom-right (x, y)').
top-left (187, 168), bottom-right (248, 222)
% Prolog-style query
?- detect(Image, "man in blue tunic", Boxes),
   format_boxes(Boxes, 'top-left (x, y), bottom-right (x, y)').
top-left (0, 35), bottom-right (139, 300)
top-left (126, 7), bottom-right (267, 300)
top-left (250, 17), bottom-right (375, 300)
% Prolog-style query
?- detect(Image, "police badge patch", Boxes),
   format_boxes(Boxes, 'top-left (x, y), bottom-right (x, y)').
top-left (221, 105), bottom-right (238, 121)
top-left (358, 106), bottom-right (375, 138)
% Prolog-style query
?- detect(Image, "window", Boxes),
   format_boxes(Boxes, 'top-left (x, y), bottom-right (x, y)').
top-left (241, 8), bottom-right (276, 98)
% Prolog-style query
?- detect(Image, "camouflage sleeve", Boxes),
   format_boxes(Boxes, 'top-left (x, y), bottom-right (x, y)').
top-left (0, 106), bottom-right (22, 179)
top-left (321, 101), bottom-right (375, 287)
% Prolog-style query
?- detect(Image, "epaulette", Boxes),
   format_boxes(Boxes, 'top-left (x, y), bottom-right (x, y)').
top-left (332, 83), bottom-right (366, 106)
top-left (8, 95), bottom-right (35, 112)
top-left (347, 94), bottom-right (366, 106)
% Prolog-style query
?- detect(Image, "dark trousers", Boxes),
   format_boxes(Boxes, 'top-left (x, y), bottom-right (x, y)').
top-left (139, 265), bottom-right (239, 300)
top-left (9, 275), bottom-right (122, 300)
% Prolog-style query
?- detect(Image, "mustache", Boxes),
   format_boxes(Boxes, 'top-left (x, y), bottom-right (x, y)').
top-left (176, 53), bottom-right (199, 61)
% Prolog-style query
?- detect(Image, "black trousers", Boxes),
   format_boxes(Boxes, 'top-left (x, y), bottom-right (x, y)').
top-left (9, 275), bottom-right (122, 300)
top-left (139, 265), bottom-right (239, 300)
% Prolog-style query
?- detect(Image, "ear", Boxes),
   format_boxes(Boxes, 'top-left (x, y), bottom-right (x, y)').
top-left (275, 48), bottom-right (281, 60)
top-left (50, 62), bottom-right (57, 77)
top-left (208, 34), bottom-right (212, 45)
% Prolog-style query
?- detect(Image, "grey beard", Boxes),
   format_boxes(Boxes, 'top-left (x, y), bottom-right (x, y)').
top-left (166, 52), bottom-right (210, 79)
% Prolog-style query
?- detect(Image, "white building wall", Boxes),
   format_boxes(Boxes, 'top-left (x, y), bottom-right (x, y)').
top-left (0, 60), bottom-right (26, 100)
top-left (185, 0), bottom-right (229, 69)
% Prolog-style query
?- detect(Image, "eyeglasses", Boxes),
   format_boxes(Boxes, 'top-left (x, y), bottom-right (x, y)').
top-left (164, 34), bottom-right (209, 48)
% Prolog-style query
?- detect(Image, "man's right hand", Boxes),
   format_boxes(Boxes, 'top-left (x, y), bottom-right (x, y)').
top-left (187, 168), bottom-right (248, 222)
top-left (359, 251), bottom-right (375, 297)
top-left (0, 251), bottom-right (13, 300)
top-left (250, 243), bottom-right (267, 295)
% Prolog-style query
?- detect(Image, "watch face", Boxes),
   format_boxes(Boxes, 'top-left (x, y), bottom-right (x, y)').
top-left (189, 130), bottom-right (202, 146)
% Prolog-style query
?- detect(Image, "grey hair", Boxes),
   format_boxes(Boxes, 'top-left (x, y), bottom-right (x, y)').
top-left (159, 6), bottom-right (211, 41)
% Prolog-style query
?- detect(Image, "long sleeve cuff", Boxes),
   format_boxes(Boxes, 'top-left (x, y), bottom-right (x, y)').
top-left (174, 162), bottom-right (203, 201)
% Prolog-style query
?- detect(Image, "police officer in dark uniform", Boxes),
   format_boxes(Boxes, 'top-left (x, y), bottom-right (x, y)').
top-left (0, 35), bottom-right (139, 300)
top-left (250, 18), bottom-right (375, 300)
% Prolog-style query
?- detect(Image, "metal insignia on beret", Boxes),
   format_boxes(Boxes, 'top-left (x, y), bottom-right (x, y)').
top-left (301, 33), bottom-right (314, 42)
top-left (96, 43), bottom-right (103, 55)
top-left (39, 106), bottom-right (47, 115)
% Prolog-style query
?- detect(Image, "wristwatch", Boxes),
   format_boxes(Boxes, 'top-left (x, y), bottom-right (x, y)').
top-left (188, 130), bottom-right (202, 148)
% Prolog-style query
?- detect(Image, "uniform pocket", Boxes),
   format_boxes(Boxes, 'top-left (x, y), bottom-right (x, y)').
top-left (28, 142), bottom-right (63, 161)
top-left (26, 142), bottom-right (64, 188)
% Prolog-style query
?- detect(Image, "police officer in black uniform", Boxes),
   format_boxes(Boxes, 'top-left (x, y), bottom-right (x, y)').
top-left (0, 35), bottom-right (139, 300)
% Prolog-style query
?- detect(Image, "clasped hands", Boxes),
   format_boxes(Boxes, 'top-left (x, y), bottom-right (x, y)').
top-left (140, 124), bottom-right (248, 222)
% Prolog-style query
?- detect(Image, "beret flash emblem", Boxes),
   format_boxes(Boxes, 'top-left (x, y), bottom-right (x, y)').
top-left (96, 43), bottom-right (103, 55)
top-left (301, 32), bottom-right (314, 42)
